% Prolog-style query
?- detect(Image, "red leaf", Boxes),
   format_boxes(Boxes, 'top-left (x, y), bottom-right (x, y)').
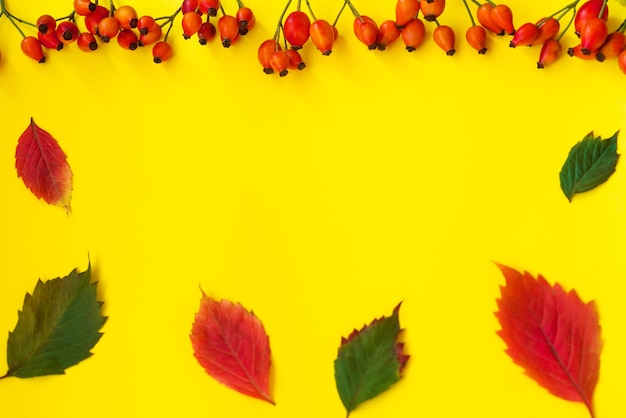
top-left (15, 118), bottom-right (73, 211)
top-left (190, 292), bottom-right (274, 404)
top-left (494, 263), bottom-right (602, 418)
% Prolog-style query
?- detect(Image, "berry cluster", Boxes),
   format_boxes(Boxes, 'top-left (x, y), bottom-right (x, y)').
top-left (0, 0), bottom-right (254, 64)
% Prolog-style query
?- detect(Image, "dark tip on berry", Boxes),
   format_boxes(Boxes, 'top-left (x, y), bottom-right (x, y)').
top-left (38, 24), bottom-right (48, 34)
top-left (240, 20), bottom-right (249, 28)
top-left (478, 47), bottom-right (487, 54)
top-left (38, 57), bottom-right (46, 64)
top-left (130, 18), bottom-right (138, 28)
top-left (129, 43), bottom-right (138, 50)
top-left (406, 46), bottom-right (416, 52)
top-left (509, 41), bottom-right (516, 48)
top-left (377, 44), bottom-right (386, 51)
top-left (537, 62), bottom-right (544, 69)
top-left (279, 69), bottom-right (288, 77)
top-left (101, 36), bottom-right (110, 43)
top-left (596, 53), bottom-right (605, 62)
top-left (222, 39), bottom-right (231, 48)
top-left (140, 28), bottom-right (148, 35)
top-left (424, 15), bottom-right (436, 22)
top-left (496, 30), bottom-right (505, 36)
top-left (183, 34), bottom-right (191, 40)
top-left (154, 57), bottom-right (162, 64)
top-left (446, 49), bottom-right (456, 56)
top-left (89, 2), bottom-right (96, 11)
top-left (581, 48), bottom-right (591, 55)
top-left (239, 27), bottom-right (248, 36)
top-left (63, 31), bottom-right (72, 41)
top-left (291, 45), bottom-right (302, 50)
top-left (567, 47), bottom-right (575, 57)
top-left (368, 43), bottom-right (378, 50)
top-left (263, 68), bottom-right (273, 74)
top-left (56, 43), bottom-right (64, 51)
top-left (208, 8), bottom-right (218, 17)
top-left (297, 62), bottom-right (305, 70)
top-left (199, 39), bottom-right (207, 45)
top-left (322, 50), bottom-right (332, 56)
top-left (89, 42), bottom-right (98, 50)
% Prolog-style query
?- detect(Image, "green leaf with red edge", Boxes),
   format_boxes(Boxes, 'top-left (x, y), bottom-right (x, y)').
top-left (0, 264), bottom-right (106, 379)
top-left (334, 303), bottom-right (409, 417)
top-left (190, 292), bottom-right (274, 404)
top-left (15, 118), bottom-right (73, 211)
top-left (494, 263), bottom-right (602, 418)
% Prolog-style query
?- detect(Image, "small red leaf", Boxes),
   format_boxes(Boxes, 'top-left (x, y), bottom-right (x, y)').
top-left (494, 263), bottom-right (602, 418)
top-left (190, 292), bottom-right (274, 404)
top-left (15, 118), bottom-right (73, 210)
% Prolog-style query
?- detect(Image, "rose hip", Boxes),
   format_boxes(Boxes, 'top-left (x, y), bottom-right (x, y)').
top-left (283, 11), bottom-right (311, 50)
top-left (580, 17), bottom-right (608, 55)
top-left (466, 25), bottom-right (487, 54)
top-left (401, 18), bottom-right (425, 51)
top-left (309, 19), bottom-right (335, 55)
top-left (376, 20), bottom-right (401, 50)
top-left (395, 0), bottom-right (420, 27)
top-left (433, 24), bottom-right (455, 55)
top-left (537, 39), bottom-right (562, 68)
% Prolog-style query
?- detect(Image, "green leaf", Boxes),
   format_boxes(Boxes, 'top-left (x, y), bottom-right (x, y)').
top-left (1, 264), bottom-right (106, 379)
top-left (559, 131), bottom-right (620, 202)
top-left (334, 303), bottom-right (409, 417)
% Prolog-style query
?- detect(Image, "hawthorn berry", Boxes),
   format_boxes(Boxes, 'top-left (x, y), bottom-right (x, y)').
top-left (309, 19), bottom-right (335, 55)
top-left (217, 15), bottom-right (240, 47)
top-left (466, 25), bottom-right (487, 54)
top-left (36, 15), bottom-right (56, 35)
top-left (401, 18), bottom-right (425, 51)
top-left (476, 3), bottom-right (503, 35)
top-left (198, 22), bottom-right (217, 45)
top-left (354, 16), bottom-right (379, 50)
top-left (117, 29), bottom-right (139, 50)
top-left (21, 36), bottom-right (45, 63)
top-left (537, 39), bottom-right (562, 68)
top-left (284, 11), bottom-right (311, 50)
top-left (395, 0), bottom-right (420, 28)
top-left (420, 0), bottom-right (445, 22)
top-left (77, 32), bottom-right (98, 51)
top-left (57, 21), bottom-right (80, 44)
top-left (433, 24), bottom-right (455, 55)
top-left (490, 4), bottom-right (515, 35)
top-left (580, 17), bottom-right (608, 55)
top-left (182, 11), bottom-right (203, 39)
top-left (509, 22), bottom-right (539, 48)
top-left (114, 5), bottom-right (139, 30)
top-left (236, 7), bottom-right (255, 35)
top-left (152, 41), bottom-right (173, 63)
top-left (258, 38), bottom-right (279, 73)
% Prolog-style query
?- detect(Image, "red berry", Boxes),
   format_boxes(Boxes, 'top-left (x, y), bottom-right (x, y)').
top-left (199, 0), bottom-right (219, 17)
top-left (56, 21), bottom-right (80, 44)
top-left (568, 44), bottom-right (596, 60)
top-left (21, 36), bottom-right (45, 63)
top-left (580, 17), bottom-right (608, 55)
top-left (596, 32), bottom-right (626, 62)
top-left (152, 41), bottom-right (173, 63)
top-left (182, 0), bottom-right (199, 14)
top-left (284, 11), bottom-right (311, 50)
top-left (197, 22), bottom-right (217, 45)
top-left (77, 32), bottom-right (98, 51)
top-left (509, 22), bottom-right (539, 48)
top-left (137, 15), bottom-right (158, 35)
top-left (217, 15), bottom-right (240, 48)
top-left (270, 50), bottom-right (290, 76)
top-left (420, 0), bottom-right (445, 22)
top-left (395, 0), bottom-right (420, 27)
top-left (575, 0), bottom-right (608, 36)
top-left (84, 5), bottom-right (109, 35)
top-left (114, 5), bottom-right (138, 30)
top-left (37, 15), bottom-right (56, 35)
top-left (286, 49), bottom-right (305, 70)
top-left (618, 49), bottom-right (626, 74)
top-left (182, 11), bottom-right (203, 39)
top-left (98, 16), bottom-right (120, 42)
top-left (74, 0), bottom-right (96, 16)
top-left (433, 24), bottom-right (455, 55)
top-left (258, 38), bottom-right (279, 73)
top-left (309, 19), bottom-right (335, 55)
top-left (401, 18), bottom-right (425, 51)
top-left (376, 20), bottom-right (401, 50)
top-left (490, 4), bottom-right (515, 35)
top-left (38, 31), bottom-right (64, 51)
top-left (476, 3), bottom-right (504, 35)
top-left (466, 25), bottom-right (487, 54)
top-left (236, 7), bottom-right (255, 35)
top-left (533, 17), bottom-right (560, 46)
top-left (537, 39), bottom-right (562, 68)
top-left (354, 15), bottom-right (378, 50)
top-left (117, 28), bottom-right (139, 50)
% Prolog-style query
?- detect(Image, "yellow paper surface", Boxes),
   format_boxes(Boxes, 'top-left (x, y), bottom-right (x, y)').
top-left (1, 0), bottom-right (625, 417)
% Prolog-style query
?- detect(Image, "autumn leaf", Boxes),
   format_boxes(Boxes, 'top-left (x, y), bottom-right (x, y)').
top-left (190, 292), bottom-right (274, 404)
top-left (15, 118), bottom-right (73, 211)
top-left (334, 303), bottom-right (409, 417)
top-left (559, 131), bottom-right (620, 202)
top-left (0, 264), bottom-right (106, 379)
top-left (494, 263), bottom-right (602, 418)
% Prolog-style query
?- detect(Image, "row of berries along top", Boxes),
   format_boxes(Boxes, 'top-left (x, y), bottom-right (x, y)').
top-left (0, 0), bottom-right (624, 74)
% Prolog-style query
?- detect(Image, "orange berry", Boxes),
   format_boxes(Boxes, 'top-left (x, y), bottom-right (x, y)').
top-left (236, 7), bottom-right (255, 35)
top-left (509, 22), bottom-right (539, 48)
top-left (433, 24), bottom-right (455, 55)
top-left (596, 32), bottom-right (626, 62)
top-left (401, 18), bottom-right (425, 52)
top-left (490, 4), bottom-right (515, 35)
top-left (84, 5), bottom-right (109, 35)
top-left (98, 16), bottom-right (120, 42)
top-left (420, 0), bottom-right (445, 22)
top-left (74, 0), bottom-right (96, 16)
top-left (476, 3), bottom-right (503, 35)
top-left (533, 17), bottom-right (559, 46)
top-left (466, 25), bottom-right (487, 54)
top-left (182, 11), bottom-right (203, 39)
top-left (152, 41), bottom-right (173, 63)
top-left (114, 5), bottom-right (138, 30)
top-left (38, 31), bottom-right (64, 51)
top-left (284, 11), bottom-right (311, 50)
top-left (376, 20), bottom-right (401, 50)
top-left (353, 15), bottom-right (378, 50)
top-left (77, 32), bottom-right (98, 51)
top-left (310, 19), bottom-right (335, 55)
top-left (286, 49), bottom-right (305, 70)
top-left (21, 36), bottom-right (45, 63)
top-left (575, 0), bottom-right (608, 36)
top-left (270, 50), bottom-right (290, 76)
top-left (37, 15), bottom-right (56, 35)
top-left (537, 39), bottom-right (562, 68)
top-left (395, 0), bottom-right (420, 27)
top-left (258, 38), bottom-right (279, 73)
top-left (137, 15), bottom-right (158, 35)
top-left (57, 21), bottom-right (80, 44)
top-left (567, 44), bottom-right (596, 60)
top-left (617, 49), bottom-right (626, 74)
top-left (218, 15), bottom-right (240, 47)
top-left (580, 17), bottom-right (608, 55)
top-left (117, 28), bottom-right (138, 50)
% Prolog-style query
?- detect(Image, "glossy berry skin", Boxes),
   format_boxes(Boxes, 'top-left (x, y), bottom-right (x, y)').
top-left (85, 5), bottom-right (109, 35)
top-left (77, 32), bottom-right (98, 51)
top-left (152, 41), bottom-right (173, 63)
top-left (236, 7), bottom-right (255, 35)
top-left (199, 0), bottom-right (219, 17)
top-left (395, 0), bottom-right (420, 27)
top-left (401, 18), bottom-right (425, 51)
top-left (56, 21), bottom-right (80, 44)
top-left (509, 22), bottom-right (539, 47)
top-left (114, 5), bottom-right (138, 30)
top-left (37, 15), bottom-right (56, 35)
top-left (284, 11), bottom-right (311, 49)
top-left (21, 36), bottom-right (45, 63)
top-left (580, 17), bottom-right (608, 55)
top-left (568, 44), bottom-right (596, 60)
top-left (596, 32), bottom-right (626, 62)
top-left (218, 15), bottom-right (240, 47)
top-left (38, 31), bottom-right (64, 51)
top-left (74, 0), bottom-right (96, 16)
top-left (420, 0), bottom-right (445, 22)
top-left (182, 0), bottom-right (199, 14)
top-left (537, 39), bottom-right (562, 68)
top-left (286, 49), bottom-right (305, 70)
top-left (182, 11), bottom-right (203, 39)
top-left (258, 38), bottom-right (279, 73)
top-left (354, 15), bottom-right (379, 50)
top-left (491, 4), bottom-right (515, 35)
top-left (309, 19), bottom-right (335, 55)
top-left (477, 3), bottom-right (503, 35)
top-left (376, 20), bottom-right (401, 50)
top-left (533, 17), bottom-right (559, 46)
top-left (98, 16), bottom-right (120, 42)
top-left (466, 25), bottom-right (487, 54)
top-left (575, 0), bottom-right (608, 36)
top-left (117, 29), bottom-right (139, 50)
top-left (618, 49), bottom-right (626, 74)
top-left (197, 22), bottom-right (217, 45)
top-left (138, 16), bottom-right (158, 35)
top-left (270, 50), bottom-right (290, 76)
top-left (433, 25), bottom-right (455, 55)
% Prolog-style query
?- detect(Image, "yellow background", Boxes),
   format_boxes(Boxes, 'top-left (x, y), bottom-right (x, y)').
top-left (1, 0), bottom-right (625, 416)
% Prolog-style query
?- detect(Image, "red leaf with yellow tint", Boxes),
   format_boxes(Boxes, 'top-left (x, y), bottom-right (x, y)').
top-left (15, 118), bottom-right (72, 211)
top-left (190, 292), bottom-right (274, 404)
top-left (494, 263), bottom-right (602, 418)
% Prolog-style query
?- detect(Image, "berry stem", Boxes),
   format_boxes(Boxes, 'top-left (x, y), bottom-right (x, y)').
top-left (56, 11), bottom-right (76, 22)
top-left (305, 0), bottom-right (317, 21)
top-left (556, 7), bottom-right (576, 41)
top-left (4, 12), bottom-right (27, 38)
top-left (235, 0), bottom-right (244, 8)
top-left (343, 0), bottom-right (362, 21)
top-left (433, 18), bottom-right (441, 27)
top-left (598, 0), bottom-right (608, 19)
top-left (617, 18), bottom-right (626, 33)
top-left (219, 3), bottom-right (226, 16)
top-left (296, 0), bottom-right (302, 11)
top-left (156, 6), bottom-right (182, 42)
top-left (536, 0), bottom-right (580, 26)
top-left (462, 0), bottom-right (477, 26)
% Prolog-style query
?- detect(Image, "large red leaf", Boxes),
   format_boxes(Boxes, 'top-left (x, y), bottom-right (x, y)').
top-left (15, 118), bottom-right (72, 210)
top-left (190, 292), bottom-right (274, 404)
top-left (495, 263), bottom-right (602, 418)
